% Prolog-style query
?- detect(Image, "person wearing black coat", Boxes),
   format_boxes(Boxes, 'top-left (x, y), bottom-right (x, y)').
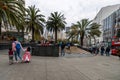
top-left (105, 46), bottom-right (111, 56)
top-left (61, 42), bottom-right (66, 56)
top-left (100, 46), bottom-right (105, 56)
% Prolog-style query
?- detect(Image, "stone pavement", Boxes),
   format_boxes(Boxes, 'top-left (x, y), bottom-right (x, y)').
top-left (0, 49), bottom-right (120, 80)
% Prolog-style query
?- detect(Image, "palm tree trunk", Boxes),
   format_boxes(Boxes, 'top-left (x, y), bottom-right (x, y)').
top-left (80, 32), bottom-right (85, 46)
top-left (55, 27), bottom-right (57, 43)
top-left (72, 37), bottom-right (73, 41)
top-left (75, 36), bottom-right (77, 41)
top-left (32, 25), bottom-right (34, 41)
top-left (0, 22), bottom-right (1, 36)
top-left (93, 36), bottom-right (96, 45)
top-left (80, 36), bottom-right (84, 46)
top-left (22, 27), bottom-right (24, 42)
top-left (89, 37), bottom-right (91, 46)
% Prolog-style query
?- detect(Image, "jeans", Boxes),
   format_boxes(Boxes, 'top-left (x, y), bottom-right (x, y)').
top-left (61, 49), bottom-right (65, 56)
top-left (101, 51), bottom-right (104, 56)
top-left (14, 49), bottom-right (22, 61)
top-left (106, 52), bottom-right (110, 56)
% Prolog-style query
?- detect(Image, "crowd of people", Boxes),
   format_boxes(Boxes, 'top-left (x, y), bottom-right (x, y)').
top-left (59, 41), bottom-right (120, 59)
top-left (91, 45), bottom-right (111, 56)
top-left (8, 38), bottom-right (120, 65)
top-left (91, 45), bottom-right (120, 60)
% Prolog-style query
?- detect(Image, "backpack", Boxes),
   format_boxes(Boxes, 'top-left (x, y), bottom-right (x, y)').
top-left (15, 42), bottom-right (21, 50)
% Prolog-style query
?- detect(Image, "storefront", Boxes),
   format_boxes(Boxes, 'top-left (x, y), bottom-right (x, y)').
top-left (2, 31), bottom-right (23, 42)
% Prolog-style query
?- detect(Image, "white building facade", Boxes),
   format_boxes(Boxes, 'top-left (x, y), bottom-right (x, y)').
top-left (93, 4), bottom-right (120, 44)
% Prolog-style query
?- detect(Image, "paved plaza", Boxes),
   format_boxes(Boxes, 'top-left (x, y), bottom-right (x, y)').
top-left (0, 49), bottom-right (120, 80)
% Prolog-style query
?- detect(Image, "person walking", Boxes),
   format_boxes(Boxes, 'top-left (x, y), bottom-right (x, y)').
top-left (100, 46), bottom-right (105, 56)
top-left (12, 37), bottom-right (24, 63)
top-left (66, 41), bottom-right (71, 54)
top-left (105, 46), bottom-right (111, 56)
top-left (95, 47), bottom-right (99, 56)
top-left (92, 46), bottom-right (96, 55)
top-left (61, 42), bottom-right (66, 56)
top-left (8, 48), bottom-right (14, 65)
top-left (59, 41), bottom-right (62, 53)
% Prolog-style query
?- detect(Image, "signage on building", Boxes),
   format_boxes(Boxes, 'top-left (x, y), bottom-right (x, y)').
top-left (114, 42), bottom-right (120, 44)
top-left (112, 41), bottom-right (120, 46)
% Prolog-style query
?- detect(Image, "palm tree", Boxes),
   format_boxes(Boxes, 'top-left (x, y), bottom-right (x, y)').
top-left (46, 12), bottom-right (66, 43)
top-left (67, 25), bottom-right (78, 41)
top-left (26, 5), bottom-right (45, 41)
top-left (73, 19), bottom-right (92, 46)
top-left (0, 0), bottom-right (25, 35)
top-left (88, 23), bottom-right (101, 44)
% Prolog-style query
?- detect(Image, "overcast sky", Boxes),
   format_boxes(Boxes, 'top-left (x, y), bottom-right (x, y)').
top-left (25, 0), bottom-right (120, 26)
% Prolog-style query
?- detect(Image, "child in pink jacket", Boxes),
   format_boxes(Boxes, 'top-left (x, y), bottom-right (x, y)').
top-left (22, 47), bottom-right (31, 63)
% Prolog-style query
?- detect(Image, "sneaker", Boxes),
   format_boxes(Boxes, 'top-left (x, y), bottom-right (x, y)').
top-left (16, 61), bottom-right (18, 63)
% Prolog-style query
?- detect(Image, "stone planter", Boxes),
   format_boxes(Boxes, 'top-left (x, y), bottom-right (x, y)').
top-left (32, 45), bottom-right (59, 57)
